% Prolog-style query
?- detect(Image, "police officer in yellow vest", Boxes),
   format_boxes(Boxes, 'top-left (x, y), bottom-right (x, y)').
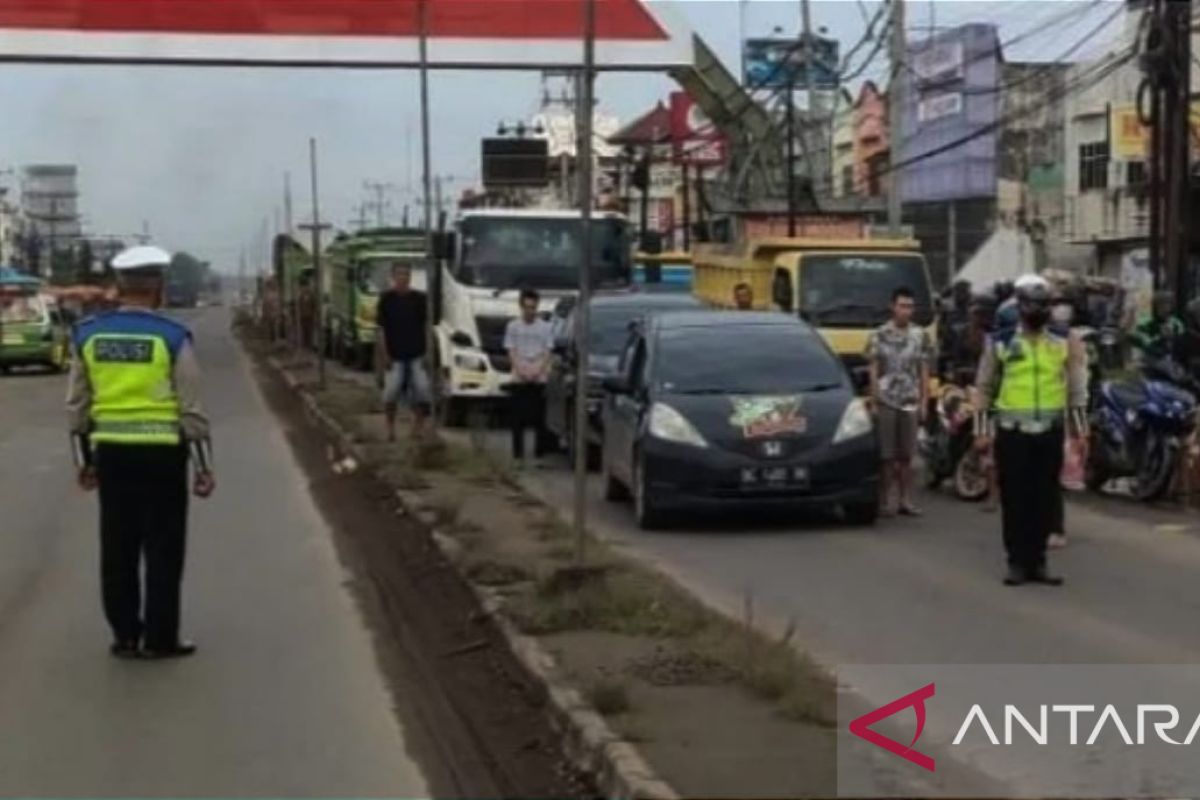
top-left (66, 245), bottom-right (214, 659)
top-left (974, 274), bottom-right (1087, 586)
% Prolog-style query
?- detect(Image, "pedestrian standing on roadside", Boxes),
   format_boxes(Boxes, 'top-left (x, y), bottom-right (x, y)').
top-left (375, 262), bottom-right (431, 443)
top-left (67, 245), bottom-right (214, 660)
top-left (733, 282), bottom-right (755, 311)
top-left (866, 287), bottom-right (934, 516)
top-left (974, 275), bottom-right (1088, 586)
top-left (505, 288), bottom-right (554, 466)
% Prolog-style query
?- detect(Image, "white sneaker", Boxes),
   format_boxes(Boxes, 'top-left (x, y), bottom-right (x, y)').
top-left (1048, 533), bottom-right (1068, 549)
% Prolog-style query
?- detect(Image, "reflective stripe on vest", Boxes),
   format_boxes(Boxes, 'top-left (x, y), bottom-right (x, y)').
top-left (995, 334), bottom-right (1068, 419)
top-left (82, 333), bottom-right (181, 446)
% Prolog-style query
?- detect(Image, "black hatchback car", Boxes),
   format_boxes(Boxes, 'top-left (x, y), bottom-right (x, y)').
top-left (600, 311), bottom-right (879, 529)
top-left (544, 291), bottom-right (702, 465)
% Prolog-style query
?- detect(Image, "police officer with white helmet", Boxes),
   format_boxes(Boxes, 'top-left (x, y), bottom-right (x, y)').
top-left (66, 245), bottom-right (214, 659)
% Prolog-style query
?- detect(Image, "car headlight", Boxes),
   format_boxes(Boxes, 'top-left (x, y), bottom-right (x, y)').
top-left (648, 402), bottom-right (708, 448)
top-left (833, 398), bottom-right (874, 444)
top-left (453, 351), bottom-right (488, 372)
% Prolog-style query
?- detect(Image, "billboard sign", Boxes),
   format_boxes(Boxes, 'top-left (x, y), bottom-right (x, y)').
top-left (918, 92), bottom-right (963, 124)
top-left (742, 35), bottom-right (839, 90)
top-left (669, 91), bottom-right (726, 166)
top-left (911, 40), bottom-right (964, 84)
top-left (0, 0), bottom-right (693, 69)
top-left (1111, 104), bottom-right (1200, 159)
top-left (481, 139), bottom-right (549, 188)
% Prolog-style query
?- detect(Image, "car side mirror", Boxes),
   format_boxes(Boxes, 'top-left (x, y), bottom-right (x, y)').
top-left (602, 375), bottom-right (630, 395)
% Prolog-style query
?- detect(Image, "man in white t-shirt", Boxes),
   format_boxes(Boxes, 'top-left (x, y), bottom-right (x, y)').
top-left (504, 288), bottom-right (555, 464)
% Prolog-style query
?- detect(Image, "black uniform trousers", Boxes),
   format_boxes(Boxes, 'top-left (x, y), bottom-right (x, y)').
top-left (509, 382), bottom-right (552, 460)
top-left (995, 425), bottom-right (1064, 571)
top-left (95, 443), bottom-right (189, 649)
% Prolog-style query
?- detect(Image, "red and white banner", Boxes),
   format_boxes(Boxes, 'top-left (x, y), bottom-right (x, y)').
top-left (669, 90), bottom-right (726, 166)
top-left (0, 0), bottom-right (693, 68)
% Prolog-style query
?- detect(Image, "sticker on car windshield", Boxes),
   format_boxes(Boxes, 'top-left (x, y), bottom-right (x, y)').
top-left (729, 395), bottom-right (807, 439)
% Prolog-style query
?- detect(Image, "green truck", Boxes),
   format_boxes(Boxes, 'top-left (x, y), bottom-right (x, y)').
top-left (325, 227), bottom-right (427, 370)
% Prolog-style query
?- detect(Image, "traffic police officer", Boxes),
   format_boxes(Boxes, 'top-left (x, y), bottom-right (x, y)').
top-left (66, 245), bottom-right (214, 659)
top-left (973, 274), bottom-right (1087, 586)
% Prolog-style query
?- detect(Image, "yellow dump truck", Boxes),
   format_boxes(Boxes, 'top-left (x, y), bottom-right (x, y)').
top-left (693, 237), bottom-right (936, 382)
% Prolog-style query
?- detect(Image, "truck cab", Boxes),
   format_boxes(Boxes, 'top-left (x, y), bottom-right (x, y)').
top-left (325, 228), bottom-right (427, 370)
top-left (693, 238), bottom-right (936, 387)
top-left (432, 209), bottom-right (632, 423)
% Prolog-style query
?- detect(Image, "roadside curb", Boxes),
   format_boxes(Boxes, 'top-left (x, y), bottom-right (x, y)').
top-left (265, 355), bottom-right (678, 800)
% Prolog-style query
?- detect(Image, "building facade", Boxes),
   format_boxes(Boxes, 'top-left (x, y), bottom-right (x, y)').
top-left (21, 164), bottom-right (81, 277)
top-left (1062, 1), bottom-right (1200, 279)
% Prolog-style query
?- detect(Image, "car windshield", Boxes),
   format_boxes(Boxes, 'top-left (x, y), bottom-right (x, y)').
top-left (458, 217), bottom-right (631, 290)
top-left (656, 323), bottom-right (846, 394)
top-left (359, 257), bottom-right (423, 293)
top-left (0, 293), bottom-right (47, 325)
top-left (800, 254), bottom-right (934, 327)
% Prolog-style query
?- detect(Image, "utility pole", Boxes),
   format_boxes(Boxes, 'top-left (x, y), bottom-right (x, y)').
top-left (572, 0), bottom-right (596, 568)
top-left (284, 171), bottom-right (294, 235)
top-left (887, 0), bottom-right (906, 235)
top-left (300, 138), bottom-right (332, 389)
top-left (434, 175), bottom-right (444, 219)
top-left (800, 0), bottom-right (819, 211)
top-left (786, 76), bottom-right (797, 236)
top-left (364, 180), bottom-right (395, 227)
top-left (947, 202), bottom-right (958, 277)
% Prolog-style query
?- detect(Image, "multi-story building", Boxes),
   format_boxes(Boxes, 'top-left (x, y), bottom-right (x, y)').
top-left (1062, 0), bottom-right (1200, 281)
top-left (831, 88), bottom-right (856, 199)
top-left (897, 23), bottom-right (1082, 285)
top-left (21, 164), bottom-right (81, 277)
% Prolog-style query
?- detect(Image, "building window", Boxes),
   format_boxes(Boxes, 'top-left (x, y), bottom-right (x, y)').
top-left (1126, 160), bottom-right (1147, 186)
top-left (842, 165), bottom-right (854, 196)
top-left (1078, 141), bottom-right (1109, 191)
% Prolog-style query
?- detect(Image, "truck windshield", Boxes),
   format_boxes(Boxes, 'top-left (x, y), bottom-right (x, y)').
top-left (0, 293), bottom-right (47, 325)
top-left (458, 217), bottom-right (631, 290)
top-left (799, 254), bottom-right (934, 327)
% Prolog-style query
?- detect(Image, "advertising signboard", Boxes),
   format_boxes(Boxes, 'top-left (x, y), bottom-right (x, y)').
top-left (669, 91), bottom-right (726, 166)
top-left (742, 35), bottom-right (839, 90)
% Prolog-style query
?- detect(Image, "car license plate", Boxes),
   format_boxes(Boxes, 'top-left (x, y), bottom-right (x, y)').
top-left (740, 466), bottom-right (809, 487)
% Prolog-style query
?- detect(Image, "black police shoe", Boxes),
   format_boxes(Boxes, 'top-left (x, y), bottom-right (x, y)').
top-left (1028, 567), bottom-right (1064, 586)
top-left (1003, 566), bottom-right (1028, 586)
top-left (109, 640), bottom-right (141, 659)
top-left (140, 640), bottom-right (198, 660)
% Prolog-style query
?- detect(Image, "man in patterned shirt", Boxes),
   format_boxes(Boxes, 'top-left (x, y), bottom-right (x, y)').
top-left (865, 287), bottom-right (935, 516)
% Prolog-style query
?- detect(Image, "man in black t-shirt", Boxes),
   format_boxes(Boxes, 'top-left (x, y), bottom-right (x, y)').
top-left (375, 263), bottom-right (431, 441)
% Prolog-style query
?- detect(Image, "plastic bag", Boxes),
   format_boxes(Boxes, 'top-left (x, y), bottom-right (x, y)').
top-left (1061, 436), bottom-right (1085, 491)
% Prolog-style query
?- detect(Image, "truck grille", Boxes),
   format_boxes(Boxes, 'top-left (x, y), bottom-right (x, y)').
top-left (475, 315), bottom-right (512, 372)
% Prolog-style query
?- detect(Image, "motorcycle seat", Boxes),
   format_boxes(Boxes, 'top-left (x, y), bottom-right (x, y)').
top-left (1109, 381), bottom-right (1148, 408)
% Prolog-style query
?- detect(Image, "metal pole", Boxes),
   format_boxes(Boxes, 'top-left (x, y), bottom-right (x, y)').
top-left (800, 0), bottom-right (819, 203)
top-left (418, 0), bottom-right (438, 426)
top-left (681, 161), bottom-right (691, 251)
top-left (284, 171), bottom-right (294, 235)
top-left (309, 137), bottom-right (326, 389)
top-left (947, 201), bottom-right (957, 279)
top-left (887, 0), bottom-right (906, 234)
top-left (786, 74), bottom-right (797, 237)
top-left (572, 0), bottom-right (596, 567)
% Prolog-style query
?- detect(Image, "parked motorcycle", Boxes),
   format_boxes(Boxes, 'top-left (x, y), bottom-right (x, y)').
top-left (1087, 358), bottom-right (1200, 501)
top-left (921, 384), bottom-right (989, 501)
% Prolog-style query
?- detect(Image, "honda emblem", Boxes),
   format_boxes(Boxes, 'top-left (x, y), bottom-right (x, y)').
top-left (762, 440), bottom-right (783, 457)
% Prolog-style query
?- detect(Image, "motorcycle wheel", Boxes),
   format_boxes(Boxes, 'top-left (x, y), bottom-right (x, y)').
top-left (1133, 432), bottom-right (1177, 502)
top-left (953, 449), bottom-right (990, 501)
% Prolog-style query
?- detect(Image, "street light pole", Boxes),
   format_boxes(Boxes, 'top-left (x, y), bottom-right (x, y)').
top-left (418, 0), bottom-right (439, 426)
top-left (572, 0), bottom-right (596, 567)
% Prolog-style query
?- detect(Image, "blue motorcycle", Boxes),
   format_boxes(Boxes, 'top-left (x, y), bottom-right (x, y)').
top-left (1087, 358), bottom-right (1199, 501)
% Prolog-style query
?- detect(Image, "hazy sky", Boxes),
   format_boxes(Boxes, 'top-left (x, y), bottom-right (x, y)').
top-left (0, 0), bottom-right (1121, 271)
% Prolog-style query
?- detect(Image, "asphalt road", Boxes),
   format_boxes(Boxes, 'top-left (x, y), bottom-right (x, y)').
top-left (476, 421), bottom-right (1200, 667)
top-left (0, 308), bottom-right (429, 797)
